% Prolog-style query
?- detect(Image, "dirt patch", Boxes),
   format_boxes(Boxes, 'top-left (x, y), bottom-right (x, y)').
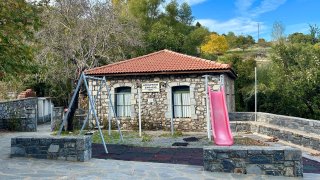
top-left (234, 137), bottom-right (268, 146)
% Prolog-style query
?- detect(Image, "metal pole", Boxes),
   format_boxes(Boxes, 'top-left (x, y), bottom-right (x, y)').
top-left (83, 74), bottom-right (108, 154)
top-left (85, 76), bottom-right (104, 81)
top-left (138, 88), bottom-right (142, 137)
top-left (255, 67), bottom-right (257, 122)
top-left (104, 77), bottom-right (123, 142)
top-left (50, 103), bottom-right (53, 131)
top-left (79, 78), bottom-right (104, 134)
top-left (58, 74), bottom-right (83, 135)
top-left (203, 75), bottom-right (211, 140)
top-left (108, 93), bottom-right (112, 136)
top-left (170, 87), bottom-right (174, 136)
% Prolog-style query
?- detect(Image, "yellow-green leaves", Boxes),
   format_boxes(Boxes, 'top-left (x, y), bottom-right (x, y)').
top-left (201, 33), bottom-right (229, 55)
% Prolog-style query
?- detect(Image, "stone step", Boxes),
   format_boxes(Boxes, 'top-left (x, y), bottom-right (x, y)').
top-left (252, 122), bottom-right (320, 151)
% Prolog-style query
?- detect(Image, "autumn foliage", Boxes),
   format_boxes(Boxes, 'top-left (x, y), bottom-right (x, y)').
top-left (201, 34), bottom-right (229, 55)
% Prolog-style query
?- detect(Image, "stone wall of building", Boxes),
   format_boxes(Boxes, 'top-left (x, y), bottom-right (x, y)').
top-left (0, 98), bottom-right (38, 131)
top-left (89, 73), bottom-right (235, 132)
top-left (203, 146), bottom-right (303, 177)
top-left (11, 136), bottom-right (92, 162)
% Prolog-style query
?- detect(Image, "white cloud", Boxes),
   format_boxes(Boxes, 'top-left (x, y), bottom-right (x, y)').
top-left (195, 0), bottom-right (286, 38)
top-left (235, 0), bottom-right (256, 15)
top-left (250, 0), bottom-right (287, 17)
top-left (197, 18), bottom-right (265, 36)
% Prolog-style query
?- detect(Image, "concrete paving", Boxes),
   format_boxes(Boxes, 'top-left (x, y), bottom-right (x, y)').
top-left (0, 124), bottom-right (319, 179)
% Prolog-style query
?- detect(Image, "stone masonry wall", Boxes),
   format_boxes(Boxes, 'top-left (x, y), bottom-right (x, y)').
top-left (11, 136), bottom-right (92, 162)
top-left (89, 73), bottom-right (235, 132)
top-left (256, 112), bottom-right (320, 134)
top-left (203, 146), bottom-right (303, 177)
top-left (0, 98), bottom-right (38, 132)
top-left (229, 112), bottom-right (320, 134)
top-left (229, 112), bottom-right (320, 151)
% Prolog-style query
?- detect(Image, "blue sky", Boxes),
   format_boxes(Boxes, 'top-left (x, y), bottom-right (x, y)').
top-left (171, 0), bottom-right (320, 41)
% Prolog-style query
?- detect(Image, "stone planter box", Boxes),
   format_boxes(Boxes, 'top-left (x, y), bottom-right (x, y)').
top-left (203, 146), bottom-right (303, 177)
top-left (11, 136), bottom-right (92, 162)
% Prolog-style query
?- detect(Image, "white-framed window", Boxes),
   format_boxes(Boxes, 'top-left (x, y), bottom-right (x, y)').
top-left (172, 86), bottom-right (190, 118)
top-left (115, 87), bottom-right (131, 117)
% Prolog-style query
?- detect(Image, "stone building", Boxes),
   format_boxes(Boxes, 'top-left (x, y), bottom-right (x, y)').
top-left (86, 49), bottom-right (236, 131)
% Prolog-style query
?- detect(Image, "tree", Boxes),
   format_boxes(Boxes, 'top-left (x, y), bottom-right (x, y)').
top-left (257, 38), bottom-right (270, 47)
top-left (258, 43), bottom-right (320, 119)
top-left (36, 0), bottom-right (143, 104)
top-left (288, 32), bottom-right (312, 44)
top-left (147, 22), bottom-right (184, 52)
top-left (164, 0), bottom-right (179, 25)
top-left (271, 21), bottom-right (286, 43)
top-left (195, 21), bottom-right (201, 27)
top-left (0, 0), bottom-right (42, 79)
top-left (178, 2), bottom-right (193, 25)
top-left (235, 35), bottom-right (255, 51)
top-left (225, 32), bottom-right (237, 49)
top-left (182, 27), bottom-right (210, 56)
top-left (127, 0), bottom-right (164, 31)
top-left (201, 33), bottom-right (229, 55)
top-left (309, 24), bottom-right (320, 44)
top-left (218, 54), bottom-right (256, 111)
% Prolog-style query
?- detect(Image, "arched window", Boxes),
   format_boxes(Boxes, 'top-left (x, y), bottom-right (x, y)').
top-left (172, 86), bottom-right (190, 118)
top-left (115, 87), bottom-right (131, 117)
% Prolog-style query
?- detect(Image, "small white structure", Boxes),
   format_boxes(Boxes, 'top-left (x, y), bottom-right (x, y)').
top-left (37, 97), bottom-right (54, 124)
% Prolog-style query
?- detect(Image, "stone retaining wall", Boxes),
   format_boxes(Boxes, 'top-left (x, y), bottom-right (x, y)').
top-left (11, 136), bottom-right (92, 162)
top-left (230, 120), bottom-right (320, 151)
top-left (229, 112), bottom-right (320, 134)
top-left (256, 112), bottom-right (320, 135)
top-left (0, 98), bottom-right (38, 132)
top-left (229, 112), bottom-right (255, 121)
top-left (203, 146), bottom-right (303, 177)
top-left (252, 124), bottom-right (320, 151)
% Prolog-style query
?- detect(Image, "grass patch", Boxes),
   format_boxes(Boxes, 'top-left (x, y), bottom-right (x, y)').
top-left (141, 133), bottom-right (152, 142)
top-left (92, 130), bottom-right (140, 144)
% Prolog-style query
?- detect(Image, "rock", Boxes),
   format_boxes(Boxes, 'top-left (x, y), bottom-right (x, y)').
top-left (246, 164), bottom-right (262, 175)
top-left (48, 144), bottom-right (60, 153)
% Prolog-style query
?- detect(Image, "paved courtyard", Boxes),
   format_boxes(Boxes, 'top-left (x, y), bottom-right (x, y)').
top-left (0, 124), bottom-right (320, 179)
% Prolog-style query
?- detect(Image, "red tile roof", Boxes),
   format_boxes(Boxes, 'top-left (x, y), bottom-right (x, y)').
top-left (86, 49), bottom-right (235, 77)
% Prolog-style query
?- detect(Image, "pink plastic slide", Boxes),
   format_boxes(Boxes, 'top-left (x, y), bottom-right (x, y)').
top-left (208, 86), bottom-right (234, 146)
